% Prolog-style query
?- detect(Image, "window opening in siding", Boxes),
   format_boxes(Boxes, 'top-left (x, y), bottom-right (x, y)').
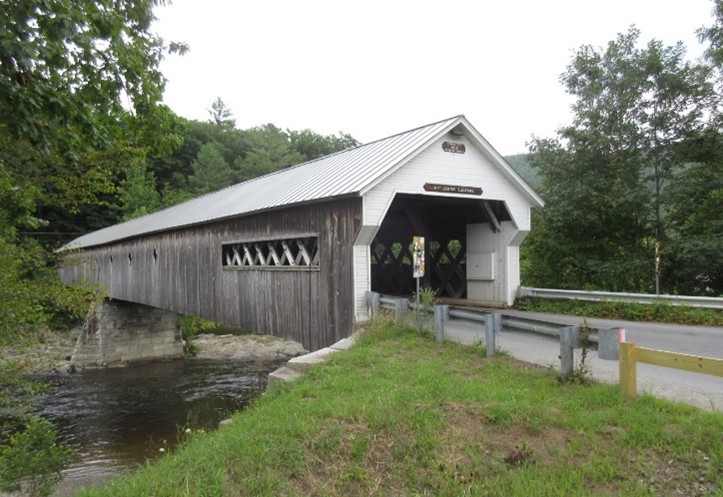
top-left (128, 253), bottom-right (133, 266)
top-left (222, 237), bottom-right (319, 269)
top-left (153, 248), bottom-right (158, 263)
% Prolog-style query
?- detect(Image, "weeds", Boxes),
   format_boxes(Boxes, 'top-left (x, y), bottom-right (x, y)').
top-left (414, 287), bottom-right (438, 313)
top-left (252, 355), bottom-right (269, 388)
top-left (565, 320), bottom-right (593, 386)
top-left (179, 315), bottom-right (231, 356)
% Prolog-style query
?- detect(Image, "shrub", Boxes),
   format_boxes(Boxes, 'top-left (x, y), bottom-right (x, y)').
top-left (0, 416), bottom-right (72, 497)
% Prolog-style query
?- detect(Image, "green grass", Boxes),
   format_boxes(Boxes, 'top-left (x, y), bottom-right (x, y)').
top-left (515, 298), bottom-right (723, 327)
top-left (76, 315), bottom-right (722, 497)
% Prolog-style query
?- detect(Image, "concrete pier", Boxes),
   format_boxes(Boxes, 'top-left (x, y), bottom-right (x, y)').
top-left (72, 299), bottom-right (183, 367)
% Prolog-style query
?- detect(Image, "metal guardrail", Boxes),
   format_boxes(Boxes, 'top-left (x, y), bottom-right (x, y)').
top-left (518, 287), bottom-right (723, 310)
top-left (501, 316), bottom-right (569, 339)
top-left (365, 291), bottom-right (620, 382)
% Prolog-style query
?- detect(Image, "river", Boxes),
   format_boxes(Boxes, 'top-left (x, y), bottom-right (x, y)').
top-left (30, 358), bottom-right (283, 496)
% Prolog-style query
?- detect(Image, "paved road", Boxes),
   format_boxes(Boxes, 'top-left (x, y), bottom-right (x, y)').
top-left (443, 311), bottom-right (723, 412)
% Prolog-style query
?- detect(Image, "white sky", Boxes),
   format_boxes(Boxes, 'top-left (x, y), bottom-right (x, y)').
top-left (154, 0), bottom-right (715, 156)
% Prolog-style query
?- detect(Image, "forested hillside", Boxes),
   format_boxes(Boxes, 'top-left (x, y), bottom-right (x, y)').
top-left (505, 154), bottom-right (540, 189)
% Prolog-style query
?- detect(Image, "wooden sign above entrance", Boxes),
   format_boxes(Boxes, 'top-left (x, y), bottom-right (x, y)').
top-left (442, 141), bottom-right (466, 154)
top-left (423, 183), bottom-right (483, 196)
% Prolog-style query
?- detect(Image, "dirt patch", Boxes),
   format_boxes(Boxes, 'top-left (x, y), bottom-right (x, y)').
top-left (439, 402), bottom-right (570, 467)
top-left (635, 451), bottom-right (721, 497)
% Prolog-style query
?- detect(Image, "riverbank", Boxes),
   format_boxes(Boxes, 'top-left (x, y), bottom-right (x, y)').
top-left (1, 328), bottom-right (79, 374)
top-left (74, 316), bottom-right (722, 497)
top-left (2, 330), bottom-right (305, 497)
top-left (3, 329), bottom-right (307, 375)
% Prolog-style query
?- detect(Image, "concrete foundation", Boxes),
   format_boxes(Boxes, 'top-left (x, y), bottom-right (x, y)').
top-left (72, 299), bottom-right (183, 367)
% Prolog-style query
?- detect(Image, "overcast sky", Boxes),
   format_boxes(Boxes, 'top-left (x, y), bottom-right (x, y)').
top-left (154, 0), bottom-right (715, 156)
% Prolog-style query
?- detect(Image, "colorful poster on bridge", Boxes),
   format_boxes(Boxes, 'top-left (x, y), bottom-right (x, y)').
top-left (412, 236), bottom-right (425, 278)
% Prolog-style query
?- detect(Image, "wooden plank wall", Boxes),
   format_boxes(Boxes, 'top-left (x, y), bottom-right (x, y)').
top-left (59, 198), bottom-right (363, 351)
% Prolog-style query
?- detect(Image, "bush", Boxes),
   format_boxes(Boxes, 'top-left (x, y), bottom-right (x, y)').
top-left (0, 416), bottom-right (72, 497)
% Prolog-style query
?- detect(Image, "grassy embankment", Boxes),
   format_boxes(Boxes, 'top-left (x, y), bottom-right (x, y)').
top-left (77, 316), bottom-right (722, 497)
top-left (514, 298), bottom-right (723, 327)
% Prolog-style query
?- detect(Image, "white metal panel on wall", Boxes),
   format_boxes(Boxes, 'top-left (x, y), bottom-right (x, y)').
top-left (466, 221), bottom-right (524, 305)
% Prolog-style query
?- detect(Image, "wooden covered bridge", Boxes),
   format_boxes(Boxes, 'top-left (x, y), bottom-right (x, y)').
top-left (59, 115), bottom-right (543, 357)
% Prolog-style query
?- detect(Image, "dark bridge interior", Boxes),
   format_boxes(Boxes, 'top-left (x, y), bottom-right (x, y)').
top-left (370, 194), bottom-right (511, 298)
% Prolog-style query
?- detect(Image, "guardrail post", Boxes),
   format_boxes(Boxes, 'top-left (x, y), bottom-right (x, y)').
top-left (394, 298), bottom-right (409, 321)
top-left (597, 328), bottom-right (620, 360)
top-left (484, 313), bottom-right (497, 357)
top-left (559, 325), bottom-right (577, 381)
top-left (365, 291), bottom-right (381, 317)
top-left (619, 341), bottom-right (637, 400)
top-left (434, 305), bottom-right (449, 342)
top-left (493, 313), bottom-right (502, 334)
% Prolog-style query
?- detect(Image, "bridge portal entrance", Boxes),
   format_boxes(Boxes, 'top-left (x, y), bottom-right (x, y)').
top-left (370, 194), bottom-right (511, 299)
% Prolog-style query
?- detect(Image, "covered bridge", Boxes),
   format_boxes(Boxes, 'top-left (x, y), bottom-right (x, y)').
top-left (59, 115), bottom-right (544, 352)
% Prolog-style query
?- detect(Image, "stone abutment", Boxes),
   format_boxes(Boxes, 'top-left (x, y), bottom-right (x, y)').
top-left (72, 299), bottom-right (183, 367)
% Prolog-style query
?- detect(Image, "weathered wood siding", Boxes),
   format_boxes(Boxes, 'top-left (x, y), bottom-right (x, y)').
top-left (59, 198), bottom-right (362, 351)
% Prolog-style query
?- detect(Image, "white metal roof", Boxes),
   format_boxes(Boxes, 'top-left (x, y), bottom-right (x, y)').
top-left (61, 115), bottom-right (542, 250)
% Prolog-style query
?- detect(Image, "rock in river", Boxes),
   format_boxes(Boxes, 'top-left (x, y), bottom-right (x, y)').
top-left (191, 334), bottom-right (307, 361)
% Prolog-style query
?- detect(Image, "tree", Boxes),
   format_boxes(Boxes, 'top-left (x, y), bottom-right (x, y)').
top-left (0, 0), bottom-right (185, 270)
top-left (699, 0), bottom-right (723, 70)
top-left (524, 27), bottom-right (716, 293)
top-left (665, 162), bottom-right (722, 295)
top-left (235, 124), bottom-right (305, 181)
top-left (288, 129), bottom-right (359, 161)
top-left (0, 6), bottom-right (185, 495)
top-left (0, 0), bottom-right (187, 158)
top-left (0, 165), bottom-right (81, 496)
top-left (119, 161), bottom-right (161, 221)
top-left (0, 160), bottom-right (94, 340)
top-left (188, 143), bottom-right (235, 194)
top-left (0, 162), bottom-right (47, 337)
top-left (0, 0), bottom-right (187, 246)
top-left (207, 97), bottom-right (236, 130)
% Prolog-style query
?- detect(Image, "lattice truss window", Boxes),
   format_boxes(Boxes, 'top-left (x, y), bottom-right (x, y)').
top-left (222, 237), bottom-right (319, 268)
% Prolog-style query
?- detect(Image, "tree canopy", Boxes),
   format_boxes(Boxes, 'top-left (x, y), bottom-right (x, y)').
top-left (523, 19), bottom-right (722, 295)
top-left (0, 0), bottom-right (186, 157)
top-left (0, 0), bottom-right (190, 341)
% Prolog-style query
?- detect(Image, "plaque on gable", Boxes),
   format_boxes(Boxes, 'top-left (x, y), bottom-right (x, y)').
top-left (442, 141), bottom-right (466, 154)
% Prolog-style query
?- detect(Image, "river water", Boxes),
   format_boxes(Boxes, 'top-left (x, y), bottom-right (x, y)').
top-left (30, 358), bottom-right (283, 495)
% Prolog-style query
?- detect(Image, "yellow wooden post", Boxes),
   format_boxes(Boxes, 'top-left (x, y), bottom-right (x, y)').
top-left (619, 341), bottom-right (637, 400)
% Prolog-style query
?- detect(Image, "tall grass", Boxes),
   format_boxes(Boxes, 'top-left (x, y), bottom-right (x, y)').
top-left (77, 315), bottom-right (722, 497)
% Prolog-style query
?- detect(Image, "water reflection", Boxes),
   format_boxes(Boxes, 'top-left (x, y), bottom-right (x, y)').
top-left (31, 358), bottom-right (281, 494)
